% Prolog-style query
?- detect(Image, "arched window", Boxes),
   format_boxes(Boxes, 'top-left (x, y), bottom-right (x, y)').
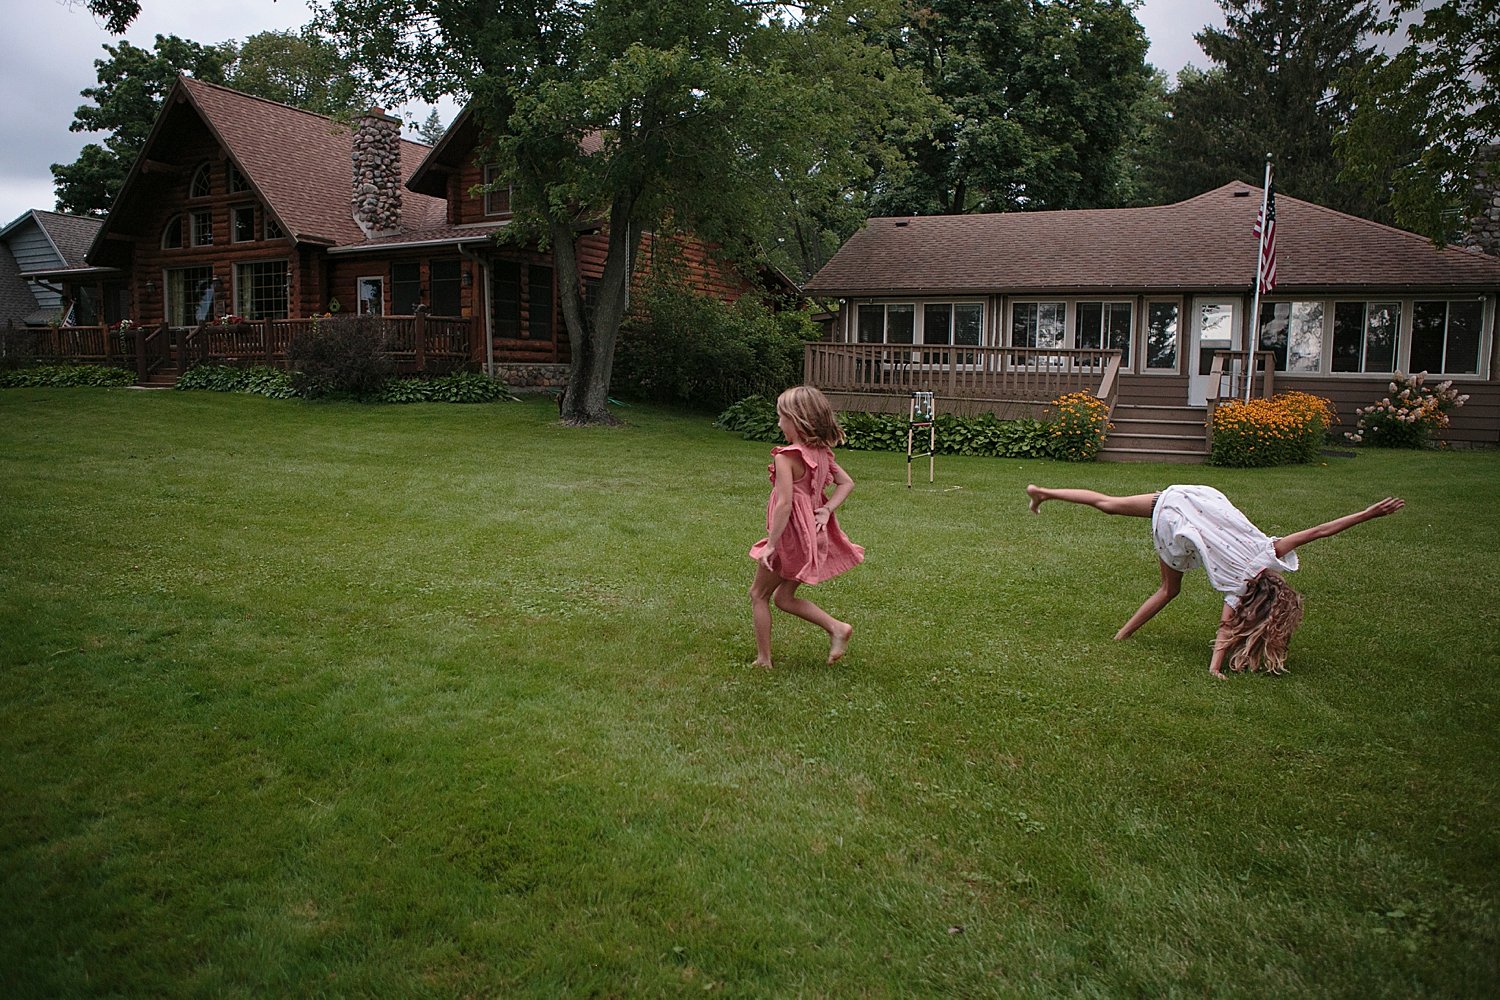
top-left (190, 163), bottom-right (212, 198)
top-left (161, 214), bottom-right (184, 249)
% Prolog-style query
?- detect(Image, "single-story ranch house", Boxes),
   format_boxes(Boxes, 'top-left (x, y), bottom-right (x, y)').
top-left (25, 76), bottom-right (783, 387)
top-left (803, 180), bottom-right (1500, 461)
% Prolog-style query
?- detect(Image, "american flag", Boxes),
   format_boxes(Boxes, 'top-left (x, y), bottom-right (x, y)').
top-left (1254, 174), bottom-right (1277, 293)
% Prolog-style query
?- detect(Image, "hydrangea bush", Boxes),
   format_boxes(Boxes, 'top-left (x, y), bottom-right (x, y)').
top-left (1345, 371), bottom-right (1468, 448)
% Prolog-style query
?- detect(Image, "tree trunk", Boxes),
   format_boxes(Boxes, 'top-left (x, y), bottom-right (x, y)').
top-left (555, 195), bottom-right (636, 425)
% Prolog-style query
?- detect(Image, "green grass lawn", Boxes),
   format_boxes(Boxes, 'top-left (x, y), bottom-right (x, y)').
top-left (2, 387), bottom-right (1496, 998)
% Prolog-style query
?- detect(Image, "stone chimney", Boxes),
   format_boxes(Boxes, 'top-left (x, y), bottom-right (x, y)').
top-left (352, 109), bottom-right (403, 238)
top-left (1462, 143), bottom-right (1500, 257)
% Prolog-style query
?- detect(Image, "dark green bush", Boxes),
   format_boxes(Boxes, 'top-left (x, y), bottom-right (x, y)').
top-left (613, 283), bottom-right (815, 412)
top-left (0, 363), bottom-right (134, 388)
top-left (0, 327), bottom-right (40, 371)
top-left (176, 364), bottom-right (296, 398)
top-left (375, 371), bottom-right (514, 404)
top-left (716, 396), bottom-right (1059, 460)
top-left (287, 315), bottom-right (394, 399)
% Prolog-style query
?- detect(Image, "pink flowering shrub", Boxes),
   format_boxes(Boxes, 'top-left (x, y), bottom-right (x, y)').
top-left (1345, 371), bottom-right (1468, 448)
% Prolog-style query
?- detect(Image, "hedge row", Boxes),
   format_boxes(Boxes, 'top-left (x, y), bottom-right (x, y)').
top-left (716, 395), bottom-right (1107, 462)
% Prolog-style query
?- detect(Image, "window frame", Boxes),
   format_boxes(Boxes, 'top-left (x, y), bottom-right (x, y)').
top-left (233, 260), bottom-right (290, 321)
top-left (1143, 299), bottom-right (1180, 373)
top-left (356, 275), bottom-right (384, 316)
top-left (231, 205), bottom-right (257, 244)
top-left (190, 210), bottom-right (213, 247)
top-left (483, 165), bottom-right (513, 217)
top-left (166, 265), bottom-right (216, 327)
top-left (161, 214), bottom-right (184, 250)
top-left (189, 163), bottom-right (212, 199)
top-left (854, 300), bottom-right (986, 347)
top-left (1252, 296), bottom-right (1490, 378)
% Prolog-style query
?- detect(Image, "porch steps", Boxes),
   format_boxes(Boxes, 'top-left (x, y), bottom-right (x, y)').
top-left (138, 369), bottom-right (181, 388)
top-left (1100, 404), bottom-right (1209, 464)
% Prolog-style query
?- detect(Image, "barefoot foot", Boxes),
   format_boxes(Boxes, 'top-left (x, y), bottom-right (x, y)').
top-left (752, 657), bottom-right (774, 670)
top-left (1026, 484), bottom-right (1045, 514)
top-left (828, 623), bottom-right (853, 664)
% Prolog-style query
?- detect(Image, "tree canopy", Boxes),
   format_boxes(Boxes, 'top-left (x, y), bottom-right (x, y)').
top-left (81, 0), bottom-right (141, 34)
top-left (224, 28), bottom-right (374, 119)
top-left (870, 0), bottom-right (1153, 215)
top-left (313, 0), bottom-right (931, 425)
top-left (1337, 0), bottom-right (1500, 243)
top-left (1142, 0), bottom-right (1383, 215)
top-left (51, 34), bottom-right (232, 216)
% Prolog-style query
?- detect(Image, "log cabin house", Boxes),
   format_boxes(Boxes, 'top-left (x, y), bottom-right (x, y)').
top-left (31, 76), bottom-right (784, 386)
top-left (803, 181), bottom-right (1500, 462)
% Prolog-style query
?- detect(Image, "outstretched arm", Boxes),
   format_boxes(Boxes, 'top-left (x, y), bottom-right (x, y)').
top-left (1208, 603), bottom-right (1235, 679)
top-left (1115, 560), bottom-right (1184, 640)
top-left (1273, 497), bottom-right (1405, 558)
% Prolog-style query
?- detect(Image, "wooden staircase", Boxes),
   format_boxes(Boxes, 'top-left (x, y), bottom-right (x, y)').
top-left (1100, 403), bottom-right (1209, 464)
top-left (137, 366), bottom-right (181, 389)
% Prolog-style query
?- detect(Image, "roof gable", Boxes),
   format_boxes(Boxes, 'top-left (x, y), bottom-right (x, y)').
top-left (804, 183), bottom-right (1500, 296)
top-left (90, 77), bottom-right (446, 259)
top-left (180, 78), bottom-right (446, 245)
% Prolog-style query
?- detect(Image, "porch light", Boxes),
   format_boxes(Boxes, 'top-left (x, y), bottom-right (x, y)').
top-left (462, 269), bottom-right (473, 287)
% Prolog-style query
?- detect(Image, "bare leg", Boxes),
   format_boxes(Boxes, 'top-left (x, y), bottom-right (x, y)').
top-left (1028, 484), bottom-right (1158, 517)
top-left (749, 562), bottom-right (782, 667)
top-left (1115, 560), bottom-right (1184, 640)
top-left (773, 580), bottom-right (854, 664)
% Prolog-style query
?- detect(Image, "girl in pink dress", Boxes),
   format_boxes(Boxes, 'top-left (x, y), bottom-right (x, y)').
top-left (749, 386), bottom-right (865, 668)
top-left (1024, 483), bottom-right (1404, 678)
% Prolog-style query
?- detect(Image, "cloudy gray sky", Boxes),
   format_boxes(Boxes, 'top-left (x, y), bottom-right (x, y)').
top-left (0, 0), bottom-right (1226, 227)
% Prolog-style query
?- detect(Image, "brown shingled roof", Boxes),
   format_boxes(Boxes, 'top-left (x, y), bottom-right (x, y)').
top-left (804, 182), bottom-right (1500, 297)
top-left (180, 77), bottom-right (446, 246)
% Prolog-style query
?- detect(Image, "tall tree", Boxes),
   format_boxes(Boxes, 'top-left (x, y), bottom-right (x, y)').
top-left (869, 0), bottom-right (1152, 215)
top-left (314, 0), bottom-right (927, 425)
top-left (1145, 0), bottom-right (1382, 214)
top-left (224, 28), bottom-right (374, 119)
top-left (72, 0), bottom-right (140, 34)
top-left (1337, 0), bottom-right (1500, 243)
top-left (50, 35), bottom-right (233, 216)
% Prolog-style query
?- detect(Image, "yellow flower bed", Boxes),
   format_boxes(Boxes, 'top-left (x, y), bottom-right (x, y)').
top-left (1209, 391), bottom-right (1334, 467)
top-left (1048, 391), bottom-right (1112, 462)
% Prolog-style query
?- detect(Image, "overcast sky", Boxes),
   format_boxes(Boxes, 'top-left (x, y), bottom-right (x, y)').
top-left (0, 0), bottom-right (1226, 227)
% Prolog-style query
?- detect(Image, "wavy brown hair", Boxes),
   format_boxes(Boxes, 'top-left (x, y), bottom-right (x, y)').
top-left (1219, 569), bottom-right (1305, 675)
top-left (777, 385), bottom-right (846, 448)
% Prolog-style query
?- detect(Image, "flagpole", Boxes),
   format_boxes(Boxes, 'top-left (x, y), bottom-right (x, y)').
top-left (1246, 154), bottom-right (1272, 403)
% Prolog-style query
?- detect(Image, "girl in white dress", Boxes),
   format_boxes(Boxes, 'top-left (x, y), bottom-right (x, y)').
top-left (1025, 484), bottom-right (1404, 678)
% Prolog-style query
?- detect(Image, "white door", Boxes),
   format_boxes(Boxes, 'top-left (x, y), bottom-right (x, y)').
top-left (1188, 298), bottom-right (1240, 406)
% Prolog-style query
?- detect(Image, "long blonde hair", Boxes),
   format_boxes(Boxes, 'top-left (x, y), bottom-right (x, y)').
top-left (776, 385), bottom-right (846, 448)
top-left (1218, 569), bottom-right (1305, 675)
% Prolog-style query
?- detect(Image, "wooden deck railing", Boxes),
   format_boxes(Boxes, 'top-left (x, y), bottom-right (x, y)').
top-left (184, 314), bottom-right (478, 371)
top-left (805, 342), bottom-right (1123, 406)
top-left (1203, 349), bottom-right (1277, 448)
top-left (14, 315), bottom-right (483, 377)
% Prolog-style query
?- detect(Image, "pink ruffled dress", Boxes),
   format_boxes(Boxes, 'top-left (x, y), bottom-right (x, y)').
top-left (748, 443), bottom-right (865, 584)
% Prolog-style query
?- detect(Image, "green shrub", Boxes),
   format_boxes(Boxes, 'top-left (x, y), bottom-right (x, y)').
top-left (1345, 371), bottom-right (1469, 449)
top-left (614, 283), bottom-right (814, 412)
top-left (0, 327), bottom-right (40, 371)
top-left (1209, 391), bottom-right (1334, 467)
top-left (716, 396), bottom-right (1063, 460)
top-left (0, 363), bottom-right (134, 388)
top-left (176, 364), bottom-right (296, 398)
top-left (287, 315), bottom-right (393, 399)
top-left (375, 371), bottom-right (515, 404)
